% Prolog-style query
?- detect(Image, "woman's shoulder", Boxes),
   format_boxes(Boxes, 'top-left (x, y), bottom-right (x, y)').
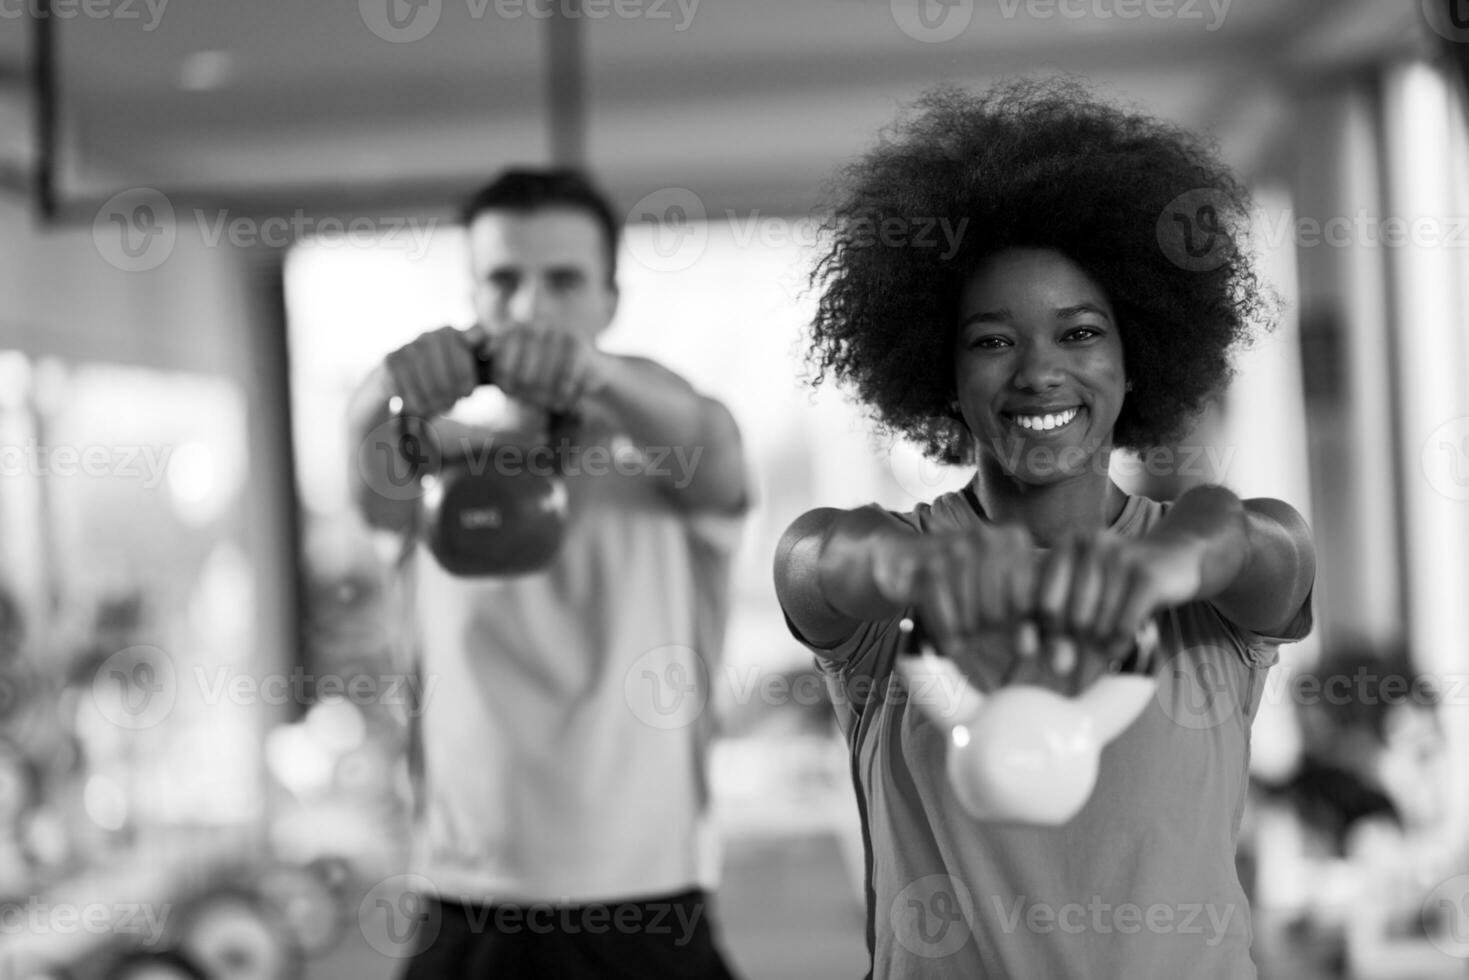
top-left (899, 487), bottom-right (985, 533)
top-left (903, 488), bottom-right (1166, 536)
top-left (1118, 492), bottom-right (1167, 536)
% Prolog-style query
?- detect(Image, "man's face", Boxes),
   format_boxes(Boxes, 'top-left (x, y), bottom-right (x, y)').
top-left (467, 207), bottom-right (618, 341)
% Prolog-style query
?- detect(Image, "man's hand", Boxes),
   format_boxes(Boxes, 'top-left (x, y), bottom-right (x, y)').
top-left (383, 325), bottom-right (484, 419)
top-left (487, 324), bottom-right (609, 414)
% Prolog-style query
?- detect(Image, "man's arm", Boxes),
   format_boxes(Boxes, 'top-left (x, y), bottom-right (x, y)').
top-left (345, 363), bottom-right (497, 534)
top-left (484, 327), bottom-right (748, 514)
top-left (346, 365), bottom-right (416, 534)
top-left (582, 354), bottom-right (748, 513)
top-left (348, 326), bottom-right (487, 534)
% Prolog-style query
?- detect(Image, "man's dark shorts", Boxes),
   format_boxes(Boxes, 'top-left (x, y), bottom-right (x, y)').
top-left (399, 888), bottom-right (741, 979)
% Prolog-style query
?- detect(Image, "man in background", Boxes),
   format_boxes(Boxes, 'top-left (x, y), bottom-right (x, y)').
top-left (348, 168), bottom-right (749, 979)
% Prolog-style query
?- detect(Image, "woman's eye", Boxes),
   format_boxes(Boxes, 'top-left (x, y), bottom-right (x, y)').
top-left (968, 336), bottom-right (1010, 350)
top-left (1067, 327), bottom-right (1102, 342)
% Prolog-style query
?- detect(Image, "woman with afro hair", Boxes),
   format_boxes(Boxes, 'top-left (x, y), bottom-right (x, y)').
top-left (774, 78), bottom-right (1316, 979)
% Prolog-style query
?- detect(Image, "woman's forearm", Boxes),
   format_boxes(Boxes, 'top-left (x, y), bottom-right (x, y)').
top-left (1144, 484), bottom-right (1315, 637)
top-left (1143, 484), bottom-right (1251, 602)
top-left (775, 507), bottom-right (916, 647)
top-left (816, 507), bottom-right (917, 620)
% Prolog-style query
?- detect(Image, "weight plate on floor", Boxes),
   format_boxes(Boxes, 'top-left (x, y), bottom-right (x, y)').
top-left (102, 949), bottom-right (207, 980)
top-left (177, 890), bottom-right (302, 980)
top-left (256, 864), bottom-right (347, 957)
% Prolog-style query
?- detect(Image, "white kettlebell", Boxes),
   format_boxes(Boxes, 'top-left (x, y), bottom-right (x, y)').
top-left (895, 617), bottom-right (1160, 826)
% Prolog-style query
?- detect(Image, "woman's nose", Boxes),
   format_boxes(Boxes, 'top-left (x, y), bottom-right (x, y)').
top-left (1013, 341), bottom-right (1065, 391)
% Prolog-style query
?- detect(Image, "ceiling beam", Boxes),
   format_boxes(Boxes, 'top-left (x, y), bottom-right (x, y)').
top-left (546, 0), bottom-right (586, 166)
top-left (33, 0), bottom-right (56, 220)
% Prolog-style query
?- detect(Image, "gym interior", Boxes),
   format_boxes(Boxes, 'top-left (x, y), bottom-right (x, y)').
top-left (1, 1), bottom-right (1468, 977)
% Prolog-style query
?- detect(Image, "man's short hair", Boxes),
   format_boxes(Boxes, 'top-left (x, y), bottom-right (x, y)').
top-left (460, 168), bottom-right (621, 285)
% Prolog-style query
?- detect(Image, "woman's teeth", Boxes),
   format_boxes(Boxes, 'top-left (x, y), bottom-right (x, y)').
top-left (1013, 407), bottom-right (1080, 431)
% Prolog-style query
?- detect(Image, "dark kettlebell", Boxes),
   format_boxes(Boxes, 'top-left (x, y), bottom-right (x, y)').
top-left (396, 346), bottom-right (572, 577)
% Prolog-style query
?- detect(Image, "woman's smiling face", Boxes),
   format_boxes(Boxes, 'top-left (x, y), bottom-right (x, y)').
top-left (953, 248), bottom-right (1127, 485)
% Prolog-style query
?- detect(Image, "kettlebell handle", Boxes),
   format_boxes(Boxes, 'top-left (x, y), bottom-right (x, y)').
top-left (389, 343), bottom-right (577, 442)
top-left (899, 615), bottom-right (1161, 680)
top-left (467, 343), bottom-right (579, 444)
top-left (472, 343), bottom-right (495, 387)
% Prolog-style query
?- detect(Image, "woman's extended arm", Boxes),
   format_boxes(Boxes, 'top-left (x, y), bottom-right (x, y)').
top-left (774, 506), bottom-right (1037, 663)
top-left (1134, 485), bottom-right (1316, 637)
top-left (774, 507), bottom-right (914, 653)
top-left (949, 484), bottom-right (1315, 668)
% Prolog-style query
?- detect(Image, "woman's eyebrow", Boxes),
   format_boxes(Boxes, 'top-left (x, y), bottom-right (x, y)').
top-left (1056, 303), bottom-right (1112, 322)
top-left (958, 308), bottom-right (1012, 329)
top-left (959, 303), bottom-right (1111, 329)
